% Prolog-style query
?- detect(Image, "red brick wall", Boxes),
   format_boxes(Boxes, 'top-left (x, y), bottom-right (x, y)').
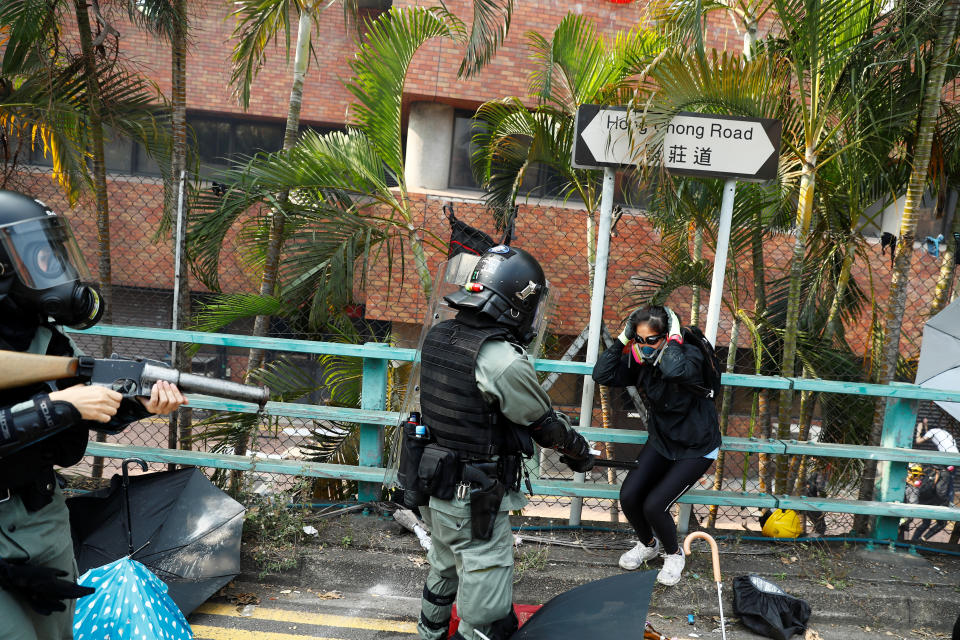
top-left (91, 1), bottom-right (755, 123)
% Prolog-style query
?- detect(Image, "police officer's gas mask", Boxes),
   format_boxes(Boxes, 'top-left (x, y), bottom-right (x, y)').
top-left (0, 213), bottom-right (103, 329)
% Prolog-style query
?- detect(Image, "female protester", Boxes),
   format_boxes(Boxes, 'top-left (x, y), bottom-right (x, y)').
top-left (592, 305), bottom-right (721, 586)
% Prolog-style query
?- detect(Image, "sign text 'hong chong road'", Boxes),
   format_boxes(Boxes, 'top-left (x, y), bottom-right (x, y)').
top-left (573, 105), bottom-right (782, 182)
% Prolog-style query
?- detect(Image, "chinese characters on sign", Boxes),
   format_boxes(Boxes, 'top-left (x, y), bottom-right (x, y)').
top-left (573, 106), bottom-right (782, 182)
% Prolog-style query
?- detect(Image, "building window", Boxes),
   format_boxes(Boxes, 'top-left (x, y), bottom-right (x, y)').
top-left (448, 113), bottom-right (482, 190)
top-left (18, 114), bottom-right (340, 178)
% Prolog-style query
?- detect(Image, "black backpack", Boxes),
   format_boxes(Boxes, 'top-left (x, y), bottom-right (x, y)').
top-left (680, 326), bottom-right (723, 400)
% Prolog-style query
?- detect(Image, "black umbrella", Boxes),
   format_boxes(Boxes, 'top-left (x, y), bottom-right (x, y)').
top-left (67, 465), bottom-right (245, 616)
top-left (511, 571), bottom-right (657, 639)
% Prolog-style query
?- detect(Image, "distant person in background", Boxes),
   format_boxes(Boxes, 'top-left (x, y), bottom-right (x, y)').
top-left (916, 417), bottom-right (959, 455)
top-left (901, 463), bottom-right (953, 542)
top-left (915, 417), bottom-right (957, 507)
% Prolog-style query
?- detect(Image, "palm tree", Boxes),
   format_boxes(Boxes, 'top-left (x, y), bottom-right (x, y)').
top-left (188, 7), bottom-right (476, 487)
top-left (230, 0), bottom-right (517, 381)
top-left (857, 0), bottom-right (960, 525)
top-left (764, 0), bottom-right (888, 494)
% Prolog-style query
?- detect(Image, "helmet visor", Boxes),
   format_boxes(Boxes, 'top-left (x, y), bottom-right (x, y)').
top-left (0, 216), bottom-right (91, 289)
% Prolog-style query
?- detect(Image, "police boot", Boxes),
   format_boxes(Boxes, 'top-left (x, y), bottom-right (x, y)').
top-left (487, 609), bottom-right (519, 640)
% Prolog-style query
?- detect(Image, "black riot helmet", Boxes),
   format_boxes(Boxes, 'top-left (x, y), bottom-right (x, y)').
top-left (0, 190), bottom-right (103, 329)
top-left (444, 245), bottom-right (548, 345)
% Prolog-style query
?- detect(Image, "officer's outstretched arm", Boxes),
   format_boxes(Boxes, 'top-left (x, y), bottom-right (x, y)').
top-left (529, 409), bottom-right (593, 464)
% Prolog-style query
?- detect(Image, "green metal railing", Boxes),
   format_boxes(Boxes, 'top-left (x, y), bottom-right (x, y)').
top-left (72, 325), bottom-right (960, 540)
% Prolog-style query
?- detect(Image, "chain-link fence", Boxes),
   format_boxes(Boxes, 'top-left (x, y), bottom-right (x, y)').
top-left (6, 165), bottom-right (959, 540)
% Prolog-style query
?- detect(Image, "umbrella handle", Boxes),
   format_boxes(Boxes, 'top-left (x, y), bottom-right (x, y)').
top-left (683, 531), bottom-right (721, 584)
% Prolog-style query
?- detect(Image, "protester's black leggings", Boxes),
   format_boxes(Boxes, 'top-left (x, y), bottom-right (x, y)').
top-left (619, 444), bottom-right (714, 555)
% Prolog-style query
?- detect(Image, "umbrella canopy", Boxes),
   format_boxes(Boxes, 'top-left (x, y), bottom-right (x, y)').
top-left (511, 571), bottom-right (657, 639)
top-left (915, 299), bottom-right (960, 422)
top-left (67, 468), bottom-right (244, 616)
top-left (74, 557), bottom-right (192, 640)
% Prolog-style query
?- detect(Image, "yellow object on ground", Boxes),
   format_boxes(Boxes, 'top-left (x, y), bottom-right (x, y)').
top-left (762, 509), bottom-right (803, 538)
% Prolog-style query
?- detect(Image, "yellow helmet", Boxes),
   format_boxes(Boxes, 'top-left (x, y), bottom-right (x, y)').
top-left (761, 509), bottom-right (803, 538)
top-left (907, 464), bottom-right (925, 486)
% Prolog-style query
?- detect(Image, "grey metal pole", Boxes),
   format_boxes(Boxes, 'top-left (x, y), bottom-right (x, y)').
top-left (704, 179), bottom-right (737, 345)
top-left (678, 178), bottom-right (736, 535)
top-left (569, 167), bottom-right (616, 525)
top-left (171, 169), bottom-right (186, 362)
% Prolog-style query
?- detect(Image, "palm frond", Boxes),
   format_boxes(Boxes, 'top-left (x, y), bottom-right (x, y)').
top-left (345, 7), bottom-right (454, 179)
top-left (444, 0), bottom-right (513, 78)
top-left (229, 0), bottom-right (300, 110)
top-left (124, 0), bottom-right (187, 42)
top-left (193, 293), bottom-right (295, 333)
top-left (0, 0), bottom-right (59, 76)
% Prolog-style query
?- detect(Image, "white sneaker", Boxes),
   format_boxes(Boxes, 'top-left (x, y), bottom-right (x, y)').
top-left (657, 550), bottom-right (685, 586)
top-left (619, 539), bottom-right (660, 570)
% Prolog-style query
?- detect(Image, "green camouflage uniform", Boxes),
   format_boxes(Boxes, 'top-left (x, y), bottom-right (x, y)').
top-left (417, 339), bottom-right (550, 640)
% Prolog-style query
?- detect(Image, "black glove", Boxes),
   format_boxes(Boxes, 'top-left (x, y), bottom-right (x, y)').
top-left (0, 557), bottom-right (95, 615)
top-left (561, 454), bottom-right (596, 473)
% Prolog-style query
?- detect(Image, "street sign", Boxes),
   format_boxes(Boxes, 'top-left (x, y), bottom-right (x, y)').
top-left (572, 105), bottom-right (782, 182)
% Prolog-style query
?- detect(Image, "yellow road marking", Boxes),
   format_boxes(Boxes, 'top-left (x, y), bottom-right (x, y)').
top-left (194, 602), bottom-right (418, 634)
top-left (191, 624), bottom-right (345, 640)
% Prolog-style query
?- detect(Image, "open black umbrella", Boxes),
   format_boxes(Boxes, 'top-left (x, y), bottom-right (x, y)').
top-left (67, 465), bottom-right (244, 616)
top-left (511, 571), bottom-right (657, 639)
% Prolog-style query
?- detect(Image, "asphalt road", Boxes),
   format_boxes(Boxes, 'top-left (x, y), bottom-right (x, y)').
top-left (189, 582), bottom-right (950, 640)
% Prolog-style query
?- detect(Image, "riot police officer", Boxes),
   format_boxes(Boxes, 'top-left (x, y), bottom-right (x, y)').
top-left (0, 190), bottom-right (186, 640)
top-left (414, 245), bottom-right (594, 640)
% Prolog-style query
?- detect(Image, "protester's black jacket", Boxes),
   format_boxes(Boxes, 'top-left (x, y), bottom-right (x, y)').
top-left (592, 340), bottom-right (721, 459)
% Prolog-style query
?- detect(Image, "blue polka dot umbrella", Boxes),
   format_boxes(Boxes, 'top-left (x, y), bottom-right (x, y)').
top-left (73, 557), bottom-right (192, 640)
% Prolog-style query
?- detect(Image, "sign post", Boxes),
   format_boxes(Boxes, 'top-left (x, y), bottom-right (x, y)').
top-left (568, 105), bottom-right (781, 526)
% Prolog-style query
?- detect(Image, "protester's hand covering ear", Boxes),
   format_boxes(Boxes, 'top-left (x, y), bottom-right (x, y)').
top-left (665, 307), bottom-right (682, 343)
top-left (618, 309), bottom-right (643, 345)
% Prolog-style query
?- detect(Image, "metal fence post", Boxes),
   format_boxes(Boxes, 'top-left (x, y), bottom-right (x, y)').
top-left (359, 343), bottom-right (389, 502)
top-left (873, 396), bottom-right (919, 540)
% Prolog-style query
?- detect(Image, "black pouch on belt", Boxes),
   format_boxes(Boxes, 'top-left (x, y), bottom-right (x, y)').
top-left (463, 463), bottom-right (505, 541)
top-left (398, 422), bottom-right (431, 507)
top-left (417, 444), bottom-right (459, 500)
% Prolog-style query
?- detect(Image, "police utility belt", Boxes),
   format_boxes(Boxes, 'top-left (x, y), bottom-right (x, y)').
top-left (0, 467), bottom-right (59, 512)
top-left (398, 415), bottom-right (525, 541)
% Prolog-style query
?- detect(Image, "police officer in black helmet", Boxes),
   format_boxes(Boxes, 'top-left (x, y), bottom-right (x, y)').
top-left (414, 245), bottom-right (594, 640)
top-left (0, 190), bottom-right (186, 639)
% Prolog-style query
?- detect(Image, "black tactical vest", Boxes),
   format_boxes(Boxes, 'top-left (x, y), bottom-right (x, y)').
top-left (420, 319), bottom-right (520, 458)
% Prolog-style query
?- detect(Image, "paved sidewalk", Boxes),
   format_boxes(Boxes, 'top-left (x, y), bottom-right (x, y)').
top-left (239, 510), bottom-right (960, 638)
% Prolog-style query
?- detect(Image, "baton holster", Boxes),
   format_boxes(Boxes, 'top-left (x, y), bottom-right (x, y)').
top-left (463, 462), bottom-right (505, 541)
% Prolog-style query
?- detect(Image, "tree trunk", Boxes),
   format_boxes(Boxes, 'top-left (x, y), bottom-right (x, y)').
top-left (168, 0), bottom-right (191, 471)
top-left (775, 148), bottom-right (817, 494)
top-left (855, 0), bottom-right (959, 532)
top-left (750, 206), bottom-right (770, 492)
top-left (599, 384), bottom-right (618, 522)
top-left (245, 8), bottom-right (313, 375)
top-left (929, 189), bottom-right (959, 316)
top-left (691, 223), bottom-right (702, 324)
top-left (74, 0), bottom-right (112, 479)
top-left (234, 9), bottom-right (312, 491)
top-left (788, 236), bottom-right (857, 495)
